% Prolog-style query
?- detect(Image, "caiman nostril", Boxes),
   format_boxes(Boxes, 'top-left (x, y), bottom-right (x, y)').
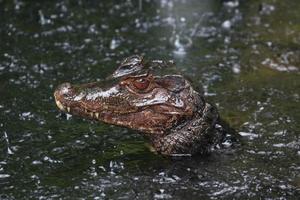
top-left (57, 82), bottom-right (72, 95)
top-left (54, 82), bottom-right (73, 112)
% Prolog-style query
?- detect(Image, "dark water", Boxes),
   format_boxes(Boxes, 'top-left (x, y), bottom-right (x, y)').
top-left (1, 0), bottom-right (299, 199)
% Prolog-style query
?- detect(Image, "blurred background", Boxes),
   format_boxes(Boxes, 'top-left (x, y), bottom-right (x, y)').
top-left (0, 0), bottom-right (299, 199)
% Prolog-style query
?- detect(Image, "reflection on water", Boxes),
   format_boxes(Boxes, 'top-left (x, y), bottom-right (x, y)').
top-left (0, 0), bottom-right (299, 199)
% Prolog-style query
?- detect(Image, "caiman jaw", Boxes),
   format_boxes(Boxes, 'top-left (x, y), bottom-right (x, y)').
top-left (55, 98), bottom-right (66, 111)
top-left (54, 82), bottom-right (72, 112)
top-left (54, 81), bottom-right (141, 124)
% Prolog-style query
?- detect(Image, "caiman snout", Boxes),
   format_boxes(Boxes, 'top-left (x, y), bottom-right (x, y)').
top-left (54, 82), bottom-right (73, 112)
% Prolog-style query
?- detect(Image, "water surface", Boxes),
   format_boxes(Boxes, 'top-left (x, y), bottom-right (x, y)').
top-left (0, 0), bottom-right (299, 199)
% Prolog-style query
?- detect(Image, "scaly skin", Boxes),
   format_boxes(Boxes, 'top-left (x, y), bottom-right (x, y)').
top-left (54, 55), bottom-right (227, 156)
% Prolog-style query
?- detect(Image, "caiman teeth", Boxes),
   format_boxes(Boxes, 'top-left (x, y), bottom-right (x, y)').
top-left (56, 100), bottom-right (65, 111)
top-left (83, 108), bottom-right (99, 119)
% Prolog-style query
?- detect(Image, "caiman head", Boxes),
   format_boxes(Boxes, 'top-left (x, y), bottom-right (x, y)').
top-left (54, 55), bottom-right (204, 137)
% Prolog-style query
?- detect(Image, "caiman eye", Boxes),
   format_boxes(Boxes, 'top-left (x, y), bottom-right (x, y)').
top-left (133, 78), bottom-right (150, 90)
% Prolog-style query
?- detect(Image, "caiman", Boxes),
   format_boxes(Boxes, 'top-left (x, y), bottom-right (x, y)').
top-left (54, 55), bottom-right (232, 156)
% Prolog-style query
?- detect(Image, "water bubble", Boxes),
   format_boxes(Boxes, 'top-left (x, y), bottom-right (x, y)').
top-left (14, 0), bottom-right (24, 10)
top-left (262, 58), bottom-right (299, 72)
top-left (259, 3), bottom-right (275, 15)
top-left (171, 34), bottom-right (192, 57)
top-left (38, 10), bottom-right (52, 25)
top-left (273, 130), bottom-right (286, 136)
top-left (0, 174), bottom-right (10, 178)
top-left (232, 63), bottom-right (241, 74)
top-left (238, 132), bottom-right (259, 140)
top-left (66, 113), bottom-right (72, 120)
top-left (222, 20), bottom-right (232, 29)
top-left (110, 39), bottom-right (120, 50)
top-left (273, 143), bottom-right (286, 148)
top-left (224, 0), bottom-right (239, 8)
top-left (32, 160), bottom-right (42, 165)
top-left (160, 0), bottom-right (173, 9)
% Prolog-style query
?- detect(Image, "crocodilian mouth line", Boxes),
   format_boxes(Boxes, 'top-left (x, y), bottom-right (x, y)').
top-left (55, 99), bottom-right (100, 119)
top-left (55, 99), bottom-right (70, 112)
